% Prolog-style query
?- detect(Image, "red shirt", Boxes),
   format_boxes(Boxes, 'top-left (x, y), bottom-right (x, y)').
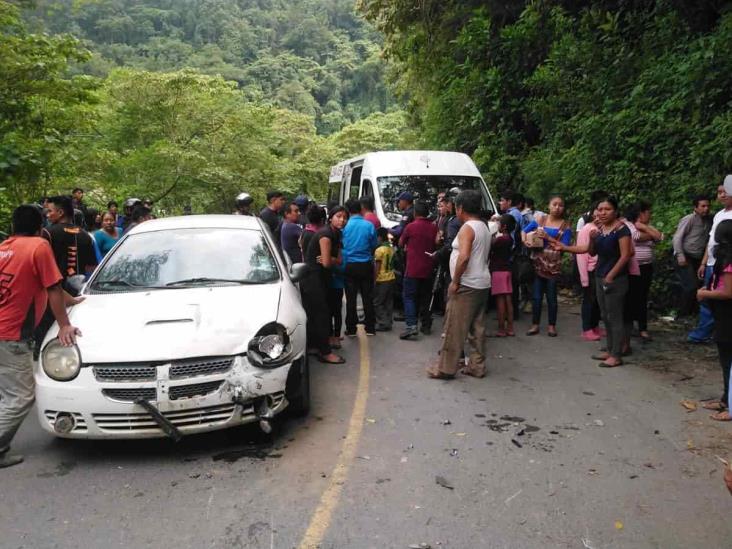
top-left (0, 236), bottom-right (63, 341)
top-left (364, 212), bottom-right (381, 229)
top-left (400, 217), bottom-right (438, 278)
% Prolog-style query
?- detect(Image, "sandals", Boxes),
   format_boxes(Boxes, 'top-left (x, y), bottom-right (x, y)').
top-left (710, 410), bottom-right (732, 422)
top-left (598, 360), bottom-right (623, 368)
top-left (526, 328), bottom-right (540, 336)
top-left (317, 353), bottom-right (345, 364)
top-left (460, 368), bottom-right (485, 379)
top-left (592, 352), bottom-right (610, 361)
top-left (426, 367), bottom-right (455, 380)
top-left (702, 400), bottom-right (727, 411)
top-left (495, 331), bottom-right (507, 338)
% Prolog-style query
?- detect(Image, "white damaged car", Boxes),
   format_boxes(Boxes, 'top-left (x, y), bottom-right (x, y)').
top-left (35, 215), bottom-right (309, 439)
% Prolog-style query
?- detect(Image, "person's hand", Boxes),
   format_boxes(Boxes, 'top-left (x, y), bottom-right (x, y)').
top-left (316, 255), bottom-right (323, 265)
top-left (448, 281), bottom-right (459, 297)
top-left (536, 227), bottom-right (546, 239)
top-left (677, 256), bottom-right (687, 267)
top-left (549, 240), bottom-right (563, 251)
top-left (603, 275), bottom-right (614, 285)
top-left (697, 264), bottom-right (706, 280)
top-left (697, 288), bottom-right (707, 302)
top-left (57, 325), bottom-right (81, 346)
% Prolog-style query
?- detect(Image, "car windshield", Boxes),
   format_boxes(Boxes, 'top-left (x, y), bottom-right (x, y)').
top-left (90, 228), bottom-right (279, 292)
top-left (377, 175), bottom-right (492, 220)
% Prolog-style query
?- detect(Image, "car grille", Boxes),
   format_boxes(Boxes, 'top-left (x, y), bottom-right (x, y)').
top-left (169, 380), bottom-right (224, 400)
top-left (92, 403), bottom-right (239, 432)
top-left (91, 356), bottom-right (234, 382)
top-left (169, 357), bottom-right (234, 379)
top-left (93, 365), bottom-right (157, 382)
top-left (102, 387), bottom-right (157, 402)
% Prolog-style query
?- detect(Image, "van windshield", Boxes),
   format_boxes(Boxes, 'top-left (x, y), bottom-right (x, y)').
top-left (377, 175), bottom-right (489, 221)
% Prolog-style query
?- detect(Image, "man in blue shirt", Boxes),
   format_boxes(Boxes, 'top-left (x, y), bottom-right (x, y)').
top-left (342, 198), bottom-right (378, 336)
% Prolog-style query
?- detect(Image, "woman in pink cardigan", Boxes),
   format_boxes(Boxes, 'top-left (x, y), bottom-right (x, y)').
top-left (577, 205), bottom-right (602, 341)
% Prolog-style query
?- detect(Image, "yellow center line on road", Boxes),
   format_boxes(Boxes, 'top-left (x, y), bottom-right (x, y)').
top-left (298, 325), bottom-right (371, 549)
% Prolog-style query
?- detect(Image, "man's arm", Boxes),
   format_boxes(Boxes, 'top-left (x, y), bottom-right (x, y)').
top-left (672, 215), bottom-right (691, 265)
top-left (47, 284), bottom-right (81, 346)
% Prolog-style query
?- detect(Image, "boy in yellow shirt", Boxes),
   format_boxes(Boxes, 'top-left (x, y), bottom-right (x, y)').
top-left (373, 228), bottom-right (396, 331)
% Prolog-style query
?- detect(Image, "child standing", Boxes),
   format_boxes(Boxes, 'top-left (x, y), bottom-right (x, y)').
top-left (490, 214), bottom-right (516, 336)
top-left (373, 228), bottom-right (396, 331)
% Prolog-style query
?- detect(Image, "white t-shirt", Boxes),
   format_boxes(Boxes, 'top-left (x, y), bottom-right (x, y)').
top-left (450, 219), bottom-right (492, 289)
top-left (706, 208), bottom-right (732, 266)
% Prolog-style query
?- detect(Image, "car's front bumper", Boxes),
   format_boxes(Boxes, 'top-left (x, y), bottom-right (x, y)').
top-left (34, 355), bottom-right (299, 439)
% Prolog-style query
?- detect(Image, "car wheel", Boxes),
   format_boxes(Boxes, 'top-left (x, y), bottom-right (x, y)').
top-left (286, 355), bottom-right (310, 417)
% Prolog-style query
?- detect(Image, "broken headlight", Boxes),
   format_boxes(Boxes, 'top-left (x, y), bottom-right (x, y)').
top-left (42, 339), bottom-right (82, 381)
top-left (247, 323), bottom-right (292, 369)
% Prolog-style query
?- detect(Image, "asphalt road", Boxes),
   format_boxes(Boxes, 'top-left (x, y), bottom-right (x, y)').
top-left (3, 307), bottom-right (732, 549)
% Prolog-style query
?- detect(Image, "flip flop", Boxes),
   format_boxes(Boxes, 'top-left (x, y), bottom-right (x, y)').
top-left (702, 400), bottom-right (726, 411)
top-left (317, 354), bottom-right (345, 364)
top-left (547, 331), bottom-right (558, 338)
top-left (460, 368), bottom-right (485, 379)
top-left (591, 353), bottom-right (610, 360)
top-left (426, 367), bottom-right (455, 380)
top-left (526, 329), bottom-right (539, 336)
top-left (710, 410), bottom-right (732, 422)
top-left (598, 361), bottom-right (623, 368)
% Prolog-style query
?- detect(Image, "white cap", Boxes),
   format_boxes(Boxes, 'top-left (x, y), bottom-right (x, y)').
top-left (725, 174), bottom-right (732, 195)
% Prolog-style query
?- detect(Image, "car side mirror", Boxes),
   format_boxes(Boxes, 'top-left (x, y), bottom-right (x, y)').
top-left (66, 274), bottom-right (86, 295)
top-left (289, 263), bottom-right (308, 283)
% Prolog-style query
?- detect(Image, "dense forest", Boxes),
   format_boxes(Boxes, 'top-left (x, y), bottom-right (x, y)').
top-left (24, 0), bottom-right (395, 134)
top-left (0, 0), bottom-right (416, 227)
top-left (359, 0), bottom-right (732, 232)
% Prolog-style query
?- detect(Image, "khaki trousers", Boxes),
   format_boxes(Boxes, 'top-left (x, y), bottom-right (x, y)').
top-left (0, 340), bottom-right (35, 453)
top-left (438, 286), bottom-right (491, 376)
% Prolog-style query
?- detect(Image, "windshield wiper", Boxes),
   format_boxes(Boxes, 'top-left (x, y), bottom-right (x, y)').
top-left (94, 279), bottom-right (165, 290)
top-left (165, 277), bottom-right (261, 287)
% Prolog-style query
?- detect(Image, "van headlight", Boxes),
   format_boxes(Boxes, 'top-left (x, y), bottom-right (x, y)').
top-left (42, 339), bottom-right (81, 381)
top-left (247, 323), bottom-right (292, 369)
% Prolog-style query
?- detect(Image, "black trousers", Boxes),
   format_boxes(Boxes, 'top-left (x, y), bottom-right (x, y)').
top-left (345, 261), bottom-right (375, 334)
top-left (626, 264), bottom-right (654, 331)
top-left (300, 272), bottom-right (332, 356)
top-left (676, 256), bottom-right (702, 317)
top-left (327, 287), bottom-right (344, 337)
top-left (717, 342), bottom-right (732, 407)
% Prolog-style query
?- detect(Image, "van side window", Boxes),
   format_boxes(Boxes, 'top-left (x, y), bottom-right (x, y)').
top-left (362, 179), bottom-right (374, 198)
top-left (349, 166), bottom-right (363, 199)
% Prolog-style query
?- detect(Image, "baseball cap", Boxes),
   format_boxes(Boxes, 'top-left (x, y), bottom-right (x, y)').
top-left (397, 191), bottom-right (414, 202)
top-left (294, 195), bottom-right (309, 208)
top-left (724, 174), bottom-right (732, 195)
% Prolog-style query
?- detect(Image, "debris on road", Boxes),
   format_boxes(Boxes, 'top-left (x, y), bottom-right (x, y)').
top-left (680, 399), bottom-right (698, 412)
top-left (504, 489), bottom-right (522, 505)
top-left (408, 543), bottom-right (431, 549)
top-left (442, 419), bottom-right (452, 425)
top-left (367, 418), bottom-right (377, 423)
top-left (593, 419), bottom-right (605, 427)
top-left (615, 520), bottom-right (624, 530)
top-left (435, 476), bottom-right (454, 490)
top-left (511, 439), bottom-right (523, 448)
top-left (581, 538), bottom-right (597, 549)
top-left (449, 449), bottom-right (459, 457)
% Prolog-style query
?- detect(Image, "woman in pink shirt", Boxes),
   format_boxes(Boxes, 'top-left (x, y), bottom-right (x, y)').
top-left (625, 201), bottom-right (663, 344)
top-left (577, 205), bottom-right (601, 341)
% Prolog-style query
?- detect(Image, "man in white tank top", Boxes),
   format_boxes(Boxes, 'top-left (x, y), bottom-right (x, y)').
top-left (427, 190), bottom-right (492, 379)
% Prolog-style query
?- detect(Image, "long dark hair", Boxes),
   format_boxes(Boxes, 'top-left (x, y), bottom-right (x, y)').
top-left (712, 219), bottom-right (732, 288)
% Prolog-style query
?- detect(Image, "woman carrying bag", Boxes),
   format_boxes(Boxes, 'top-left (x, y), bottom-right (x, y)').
top-left (522, 196), bottom-right (573, 337)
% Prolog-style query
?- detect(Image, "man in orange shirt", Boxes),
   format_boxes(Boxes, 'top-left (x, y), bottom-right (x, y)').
top-left (0, 205), bottom-right (81, 468)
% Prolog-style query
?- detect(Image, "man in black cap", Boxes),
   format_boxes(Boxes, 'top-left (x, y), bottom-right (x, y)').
top-left (390, 191), bottom-right (414, 239)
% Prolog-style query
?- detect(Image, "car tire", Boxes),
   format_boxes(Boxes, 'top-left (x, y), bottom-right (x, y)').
top-left (286, 355), bottom-right (310, 417)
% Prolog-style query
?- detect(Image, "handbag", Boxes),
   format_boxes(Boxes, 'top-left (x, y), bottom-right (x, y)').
top-left (531, 220), bottom-right (568, 279)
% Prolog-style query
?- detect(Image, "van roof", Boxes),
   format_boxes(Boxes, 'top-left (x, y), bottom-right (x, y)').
top-left (329, 150), bottom-right (482, 182)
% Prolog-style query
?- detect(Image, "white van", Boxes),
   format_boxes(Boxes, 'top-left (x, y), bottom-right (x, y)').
top-left (328, 150), bottom-right (497, 228)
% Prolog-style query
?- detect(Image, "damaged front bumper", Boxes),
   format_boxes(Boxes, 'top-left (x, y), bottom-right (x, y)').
top-left (34, 354), bottom-right (302, 439)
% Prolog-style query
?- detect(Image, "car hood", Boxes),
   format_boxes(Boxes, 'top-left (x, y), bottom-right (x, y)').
top-left (59, 285), bottom-right (282, 363)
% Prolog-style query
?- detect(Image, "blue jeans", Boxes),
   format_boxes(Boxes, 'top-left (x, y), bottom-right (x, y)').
top-left (532, 275), bottom-right (558, 325)
top-left (403, 276), bottom-right (433, 329)
top-left (688, 266), bottom-right (714, 342)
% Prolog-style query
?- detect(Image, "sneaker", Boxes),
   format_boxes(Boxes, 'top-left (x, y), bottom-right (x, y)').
top-left (582, 330), bottom-right (601, 342)
top-left (594, 327), bottom-right (607, 337)
top-left (399, 327), bottom-right (419, 340)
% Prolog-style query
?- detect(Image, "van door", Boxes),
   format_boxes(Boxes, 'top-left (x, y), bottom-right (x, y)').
top-left (348, 165), bottom-right (363, 200)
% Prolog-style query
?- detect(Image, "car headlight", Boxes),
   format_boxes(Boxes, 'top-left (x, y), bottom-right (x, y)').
top-left (42, 339), bottom-right (81, 381)
top-left (247, 323), bottom-right (292, 369)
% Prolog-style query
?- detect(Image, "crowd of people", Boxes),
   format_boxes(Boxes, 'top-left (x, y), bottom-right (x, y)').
top-left (2, 177), bottom-right (732, 469)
